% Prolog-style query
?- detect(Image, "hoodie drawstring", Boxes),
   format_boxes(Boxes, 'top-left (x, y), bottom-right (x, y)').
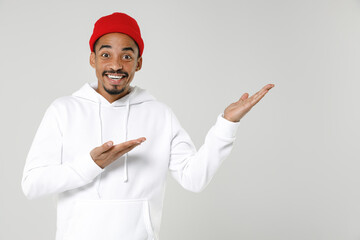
top-left (95, 96), bottom-right (131, 198)
top-left (96, 101), bottom-right (103, 199)
top-left (123, 98), bottom-right (130, 182)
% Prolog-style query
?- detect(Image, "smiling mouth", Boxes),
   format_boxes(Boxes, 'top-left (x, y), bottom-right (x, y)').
top-left (104, 73), bottom-right (127, 85)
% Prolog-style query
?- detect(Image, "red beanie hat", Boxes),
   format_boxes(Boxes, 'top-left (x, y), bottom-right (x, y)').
top-left (89, 12), bottom-right (144, 56)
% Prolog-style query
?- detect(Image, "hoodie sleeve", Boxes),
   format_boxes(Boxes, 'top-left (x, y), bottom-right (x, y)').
top-left (21, 104), bottom-right (104, 200)
top-left (168, 110), bottom-right (240, 193)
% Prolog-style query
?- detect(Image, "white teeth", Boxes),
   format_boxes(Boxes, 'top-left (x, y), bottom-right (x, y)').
top-left (108, 75), bottom-right (124, 79)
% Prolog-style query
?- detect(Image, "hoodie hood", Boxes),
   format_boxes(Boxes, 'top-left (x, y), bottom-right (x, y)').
top-left (71, 81), bottom-right (156, 187)
top-left (72, 81), bottom-right (156, 106)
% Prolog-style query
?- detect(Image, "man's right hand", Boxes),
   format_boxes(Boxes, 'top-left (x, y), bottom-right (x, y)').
top-left (90, 137), bottom-right (146, 169)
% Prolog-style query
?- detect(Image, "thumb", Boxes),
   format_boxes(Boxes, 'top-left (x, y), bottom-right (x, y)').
top-left (93, 141), bottom-right (114, 156)
top-left (101, 141), bottom-right (113, 152)
top-left (239, 93), bottom-right (249, 101)
top-left (90, 141), bottom-right (113, 160)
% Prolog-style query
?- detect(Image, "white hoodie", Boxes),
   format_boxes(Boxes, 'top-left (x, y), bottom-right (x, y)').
top-left (22, 81), bottom-right (240, 240)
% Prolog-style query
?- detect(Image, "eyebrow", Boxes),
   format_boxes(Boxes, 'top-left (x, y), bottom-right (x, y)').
top-left (98, 45), bottom-right (134, 53)
top-left (99, 45), bottom-right (112, 51)
top-left (122, 47), bottom-right (135, 53)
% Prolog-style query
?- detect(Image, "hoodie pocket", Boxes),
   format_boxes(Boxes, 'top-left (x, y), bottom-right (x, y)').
top-left (64, 199), bottom-right (155, 240)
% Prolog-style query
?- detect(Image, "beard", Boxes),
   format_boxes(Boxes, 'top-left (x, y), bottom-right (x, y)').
top-left (101, 70), bottom-right (129, 95)
top-left (102, 82), bottom-right (126, 95)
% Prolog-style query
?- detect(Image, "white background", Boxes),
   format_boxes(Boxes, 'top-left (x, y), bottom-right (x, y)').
top-left (1, 0), bottom-right (360, 239)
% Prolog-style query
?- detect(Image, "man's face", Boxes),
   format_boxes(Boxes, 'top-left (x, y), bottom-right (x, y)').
top-left (90, 32), bottom-right (142, 102)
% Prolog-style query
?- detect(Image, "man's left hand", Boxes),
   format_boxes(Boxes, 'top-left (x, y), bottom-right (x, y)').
top-left (223, 84), bottom-right (275, 122)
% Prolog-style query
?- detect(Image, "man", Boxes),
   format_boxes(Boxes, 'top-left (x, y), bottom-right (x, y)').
top-left (22, 12), bottom-right (274, 240)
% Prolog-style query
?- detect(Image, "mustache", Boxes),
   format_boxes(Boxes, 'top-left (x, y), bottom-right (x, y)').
top-left (102, 70), bottom-right (129, 77)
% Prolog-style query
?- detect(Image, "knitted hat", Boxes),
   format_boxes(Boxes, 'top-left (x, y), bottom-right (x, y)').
top-left (89, 12), bottom-right (144, 56)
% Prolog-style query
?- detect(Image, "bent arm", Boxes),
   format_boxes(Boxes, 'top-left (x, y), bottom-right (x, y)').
top-left (168, 111), bottom-right (239, 193)
top-left (21, 105), bottom-right (103, 200)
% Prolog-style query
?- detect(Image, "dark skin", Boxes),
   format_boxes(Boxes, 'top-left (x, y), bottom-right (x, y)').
top-left (89, 33), bottom-right (145, 169)
top-left (89, 32), bottom-right (275, 169)
top-left (90, 33), bottom-right (142, 103)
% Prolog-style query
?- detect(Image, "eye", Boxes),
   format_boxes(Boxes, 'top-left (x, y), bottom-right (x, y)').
top-left (101, 53), bottom-right (110, 58)
top-left (123, 54), bottom-right (132, 61)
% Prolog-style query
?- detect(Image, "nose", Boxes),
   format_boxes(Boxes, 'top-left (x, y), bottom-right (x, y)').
top-left (109, 58), bottom-right (123, 71)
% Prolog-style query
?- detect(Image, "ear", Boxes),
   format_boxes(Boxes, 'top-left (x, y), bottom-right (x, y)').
top-left (90, 52), bottom-right (96, 68)
top-left (136, 56), bottom-right (143, 71)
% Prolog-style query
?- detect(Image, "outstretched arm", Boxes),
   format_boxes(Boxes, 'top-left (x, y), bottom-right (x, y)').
top-left (169, 83), bottom-right (275, 192)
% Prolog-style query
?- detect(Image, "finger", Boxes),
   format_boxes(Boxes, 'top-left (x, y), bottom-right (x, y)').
top-left (238, 93), bottom-right (249, 102)
top-left (256, 86), bottom-right (270, 96)
top-left (238, 84), bottom-right (274, 103)
top-left (123, 137), bottom-right (146, 146)
top-left (252, 84), bottom-right (274, 99)
top-left (131, 137), bottom-right (146, 144)
top-left (250, 89), bottom-right (270, 106)
top-left (136, 137), bottom-right (147, 143)
top-left (113, 137), bottom-right (146, 153)
top-left (262, 83), bottom-right (275, 91)
top-left (244, 87), bottom-right (269, 106)
top-left (98, 141), bottom-right (114, 154)
top-left (255, 83), bottom-right (274, 98)
top-left (115, 142), bottom-right (141, 158)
